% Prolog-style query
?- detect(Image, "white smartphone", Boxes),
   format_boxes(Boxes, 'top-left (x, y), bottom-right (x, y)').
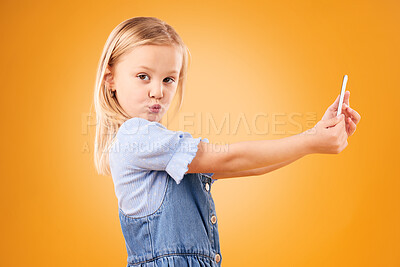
top-left (336, 74), bottom-right (348, 116)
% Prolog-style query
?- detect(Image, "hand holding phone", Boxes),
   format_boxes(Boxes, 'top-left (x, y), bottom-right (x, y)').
top-left (336, 75), bottom-right (348, 116)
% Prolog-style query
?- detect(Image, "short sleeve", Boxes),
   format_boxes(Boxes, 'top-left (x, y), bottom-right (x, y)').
top-left (116, 117), bottom-right (212, 185)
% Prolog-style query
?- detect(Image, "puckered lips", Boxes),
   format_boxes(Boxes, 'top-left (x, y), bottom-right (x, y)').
top-left (149, 104), bottom-right (161, 113)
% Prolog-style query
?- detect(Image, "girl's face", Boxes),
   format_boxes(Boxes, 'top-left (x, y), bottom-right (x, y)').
top-left (105, 44), bottom-right (183, 122)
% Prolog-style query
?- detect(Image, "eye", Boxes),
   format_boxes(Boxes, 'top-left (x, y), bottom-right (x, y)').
top-left (164, 77), bottom-right (175, 83)
top-left (137, 74), bottom-right (149, 81)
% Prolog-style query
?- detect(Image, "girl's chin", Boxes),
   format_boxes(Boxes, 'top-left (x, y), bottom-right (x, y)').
top-left (146, 113), bottom-right (162, 122)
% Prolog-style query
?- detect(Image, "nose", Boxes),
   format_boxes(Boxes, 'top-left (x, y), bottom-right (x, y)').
top-left (149, 84), bottom-right (163, 99)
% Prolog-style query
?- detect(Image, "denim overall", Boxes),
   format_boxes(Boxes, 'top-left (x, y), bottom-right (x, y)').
top-left (118, 172), bottom-right (222, 266)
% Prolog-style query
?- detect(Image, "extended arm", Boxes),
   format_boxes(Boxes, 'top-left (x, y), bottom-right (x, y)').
top-left (187, 132), bottom-right (313, 175)
top-left (211, 155), bottom-right (302, 179)
top-left (187, 92), bottom-right (361, 179)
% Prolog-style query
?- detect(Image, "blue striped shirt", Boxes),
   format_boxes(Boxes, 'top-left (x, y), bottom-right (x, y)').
top-left (109, 117), bottom-right (216, 217)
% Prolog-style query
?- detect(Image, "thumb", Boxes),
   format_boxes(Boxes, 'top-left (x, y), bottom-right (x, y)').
top-left (323, 114), bottom-right (344, 127)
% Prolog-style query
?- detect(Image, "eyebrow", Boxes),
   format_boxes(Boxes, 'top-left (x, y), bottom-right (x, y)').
top-left (137, 65), bottom-right (179, 75)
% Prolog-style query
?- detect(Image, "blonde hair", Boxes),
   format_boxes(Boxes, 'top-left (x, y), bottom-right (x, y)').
top-left (92, 17), bottom-right (191, 176)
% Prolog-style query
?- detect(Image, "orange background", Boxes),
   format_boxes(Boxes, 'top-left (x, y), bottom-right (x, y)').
top-left (1, 0), bottom-right (399, 266)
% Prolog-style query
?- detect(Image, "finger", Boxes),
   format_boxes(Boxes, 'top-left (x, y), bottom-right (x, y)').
top-left (346, 117), bottom-right (351, 136)
top-left (337, 118), bottom-right (347, 138)
top-left (341, 116), bottom-right (347, 128)
top-left (336, 114), bottom-right (346, 128)
top-left (344, 114), bottom-right (350, 133)
top-left (341, 103), bottom-right (352, 117)
top-left (346, 105), bottom-right (361, 124)
top-left (347, 116), bottom-right (357, 136)
top-left (342, 103), bottom-right (360, 124)
top-left (344, 90), bottom-right (350, 106)
top-left (342, 118), bottom-right (350, 138)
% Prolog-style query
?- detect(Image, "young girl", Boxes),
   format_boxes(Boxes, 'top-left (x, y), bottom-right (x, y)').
top-left (93, 17), bottom-right (361, 266)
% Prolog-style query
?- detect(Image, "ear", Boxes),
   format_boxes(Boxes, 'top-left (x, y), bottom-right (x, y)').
top-left (104, 65), bottom-right (115, 88)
